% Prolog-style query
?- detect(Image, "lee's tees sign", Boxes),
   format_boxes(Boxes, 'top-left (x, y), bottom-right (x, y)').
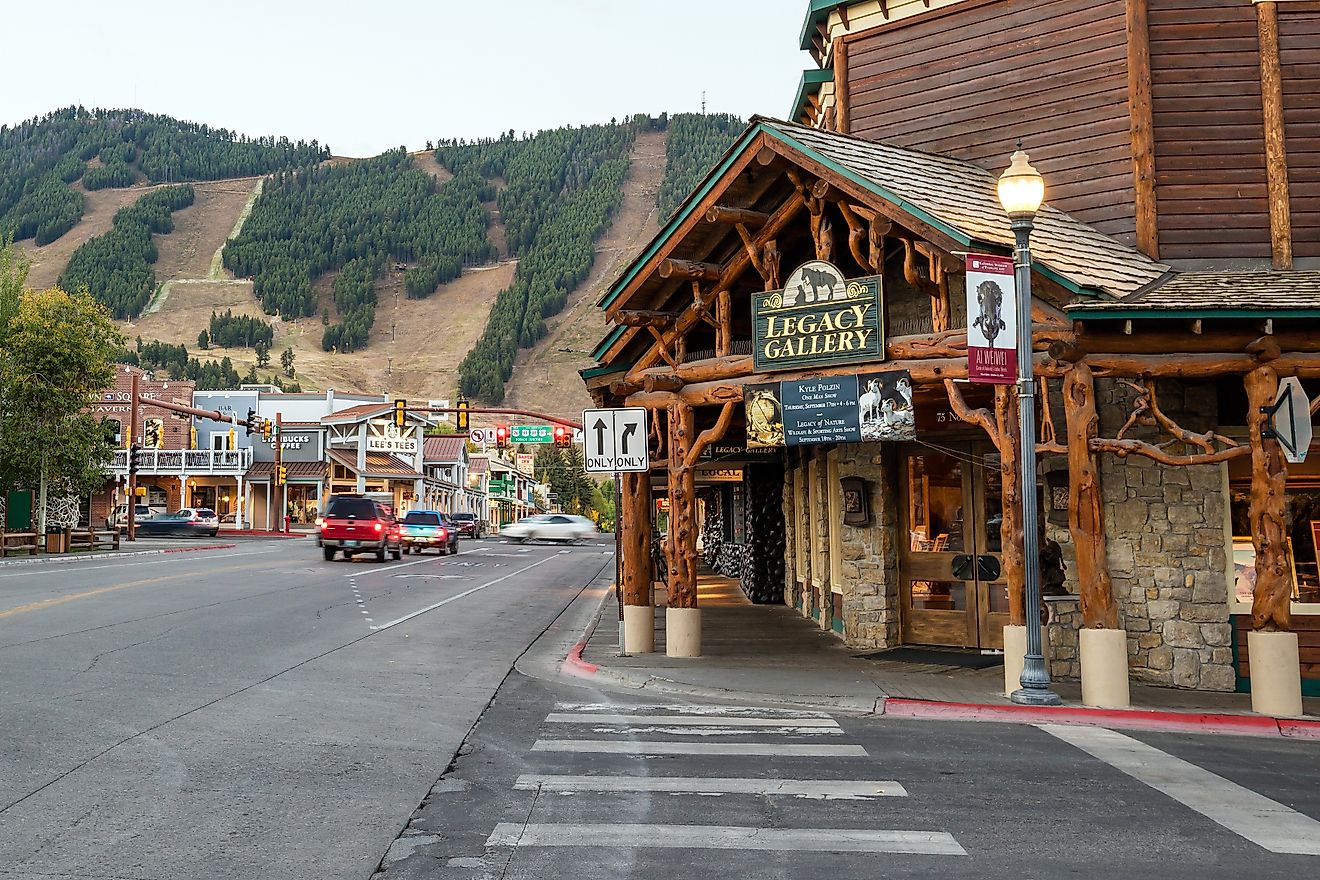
top-left (752, 261), bottom-right (883, 373)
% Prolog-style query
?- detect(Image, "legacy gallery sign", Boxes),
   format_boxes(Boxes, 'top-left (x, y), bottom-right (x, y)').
top-left (745, 370), bottom-right (915, 448)
top-left (752, 260), bottom-right (883, 373)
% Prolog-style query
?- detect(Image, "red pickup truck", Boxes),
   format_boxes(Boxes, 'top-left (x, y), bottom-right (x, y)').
top-left (317, 494), bottom-right (402, 562)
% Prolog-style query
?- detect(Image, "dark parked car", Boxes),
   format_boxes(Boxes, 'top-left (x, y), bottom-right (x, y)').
top-left (135, 508), bottom-right (220, 538)
top-left (317, 494), bottom-right (402, 562)
top-left (400, 510), bottom-right (459, 555)
top-left (447, 512), bottom-right (483, 538)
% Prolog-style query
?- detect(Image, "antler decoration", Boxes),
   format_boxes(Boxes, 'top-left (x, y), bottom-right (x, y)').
top-left (1092, 379), bottom-right (1248, 465)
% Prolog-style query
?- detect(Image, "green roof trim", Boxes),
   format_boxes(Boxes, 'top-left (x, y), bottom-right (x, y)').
top-left (589, 325), bottom-right (628, 362)
top-left (799, 0), bottom-right (851, 50)
top-left (579, 361), bottom-right (621, 380)
top-left (1069, 308), bottom-right (1320, 320)
top-left (790, 68), bottom-right (834, 121)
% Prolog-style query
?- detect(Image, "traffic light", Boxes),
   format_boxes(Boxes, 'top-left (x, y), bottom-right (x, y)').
top-left (245, 408), bottom-right (257, 436)
top-left (394, 398), bottom-right (407, 429)
top-left (553, 425), bottom-right (570, 449)
top-left (494, 424), bottom-right (510, 450)
top-left (262, 419), bottom-right (273, 441)
top-left (277, 465), bottom-right (288, 486)
top-left (128, 442), bottom-right (140, 477)
top-left (456, 398), bottom-right (469, 432)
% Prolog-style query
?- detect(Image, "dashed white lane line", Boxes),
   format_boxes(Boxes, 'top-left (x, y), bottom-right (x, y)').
top-left (369, 556), bottom-right (557, 632)
top-left (486, 824), bottom-right (963, 855)
top-left (530, 740), bottom-right (868, 757)
top-left (513, 775), bottom-right (906, 799)
top-left (1042, 724), bottom-right (1320, 855)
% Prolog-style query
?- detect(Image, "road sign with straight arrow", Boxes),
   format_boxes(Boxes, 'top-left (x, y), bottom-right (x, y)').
top-left (582, 407), bottom-right (649, 473)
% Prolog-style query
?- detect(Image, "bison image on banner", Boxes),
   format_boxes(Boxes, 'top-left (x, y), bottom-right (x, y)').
top-left (965, 254), bottom-right (1017, 384)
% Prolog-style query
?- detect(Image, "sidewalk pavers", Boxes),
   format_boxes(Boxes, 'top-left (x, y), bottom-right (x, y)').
top-left (569, 574), bottom-right (1319, 738)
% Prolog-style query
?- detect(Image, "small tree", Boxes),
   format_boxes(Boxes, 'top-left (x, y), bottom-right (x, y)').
top-left (197, 329), bottom-right (210, 350)
top-left (255, 339), bottom-right (271, 367)
top-left (280, 346), bottom-right (295, 378)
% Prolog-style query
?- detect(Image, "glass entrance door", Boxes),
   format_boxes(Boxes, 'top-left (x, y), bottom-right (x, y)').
top-left (899, 443), bottom-right (1009, 649)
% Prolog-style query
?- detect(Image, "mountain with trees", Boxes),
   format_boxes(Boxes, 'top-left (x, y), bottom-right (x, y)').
top-left (57, 184), bottom-right (195, 318)
top-left (443, 120), bottom-right (638, 402)
top-left (656, 112), bottom-right (744, 220)
top-left (221, 149), bottom-right (497, 352)
top-left (0, 107), bottom-right (327, 247)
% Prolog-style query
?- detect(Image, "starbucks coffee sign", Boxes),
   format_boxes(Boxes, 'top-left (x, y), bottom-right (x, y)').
top-left (752, 260), bottom-right (884, 373)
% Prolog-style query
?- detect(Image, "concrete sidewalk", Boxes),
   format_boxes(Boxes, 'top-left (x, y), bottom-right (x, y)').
top-left (569, 574), bottom-right (1320, 738)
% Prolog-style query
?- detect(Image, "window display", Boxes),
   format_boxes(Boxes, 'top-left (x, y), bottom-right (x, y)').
top-left (1229, 484), bottom-right (1320, 608)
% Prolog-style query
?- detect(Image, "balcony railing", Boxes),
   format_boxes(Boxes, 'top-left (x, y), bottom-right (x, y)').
top-left (110, 447), bottom-right (253, 475)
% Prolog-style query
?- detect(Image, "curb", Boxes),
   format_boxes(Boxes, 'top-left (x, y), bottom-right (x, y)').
top-left (560, 597), bottom-right (1319, 738)
top-left (879, 697), bottom-right (1320, 739)
top-left (0, 543), bottom-right (238, 567)
top-left (218, 530), bottom-right (307, 538)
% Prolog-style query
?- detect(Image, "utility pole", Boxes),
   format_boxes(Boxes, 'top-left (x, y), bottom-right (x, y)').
top-left (274, 412), bottom-right (284, 534)
top-left (127, 371), bottom-right (140, 542)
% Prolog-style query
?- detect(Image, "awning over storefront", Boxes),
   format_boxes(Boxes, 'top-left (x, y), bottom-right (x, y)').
top-left (327, 449), bottom-right (423, 480)
top-left (244, 461), bottom-right (326, 483)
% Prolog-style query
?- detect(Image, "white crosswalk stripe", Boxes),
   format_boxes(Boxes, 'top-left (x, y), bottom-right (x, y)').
top-left (479, 703), bottom-right (966, 860)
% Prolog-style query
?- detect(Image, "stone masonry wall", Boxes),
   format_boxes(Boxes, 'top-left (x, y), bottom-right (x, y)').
top-left (1098, 379), bottom-right (1235, 691)
top-left (836, 442), bottom-right (900, 649)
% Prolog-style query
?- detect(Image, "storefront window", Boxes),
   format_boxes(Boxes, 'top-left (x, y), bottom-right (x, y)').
top-left (1229, 481), bottom-right (1320, 608)
top-left (731, 484), bottom-right (746, 544)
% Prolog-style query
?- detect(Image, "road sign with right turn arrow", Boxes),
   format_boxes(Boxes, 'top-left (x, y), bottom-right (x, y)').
top-left (582, 407), bottom-right (649, 473)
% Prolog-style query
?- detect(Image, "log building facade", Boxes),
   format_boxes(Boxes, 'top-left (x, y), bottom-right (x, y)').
top-left (584, 0), bottom-right (1320, 708)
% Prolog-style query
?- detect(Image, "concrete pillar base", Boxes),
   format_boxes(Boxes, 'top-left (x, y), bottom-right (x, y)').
top-left (1080, 627), bottom-right (1131, 708)
top-left (1248, 630), bottom-right (1304, 718)
top-left (1003, 625), bottom-right (1026, 697)
top-left (623, 605), bottom-right (655, 654)
top-left (666, 607), bottom-right (701, 658)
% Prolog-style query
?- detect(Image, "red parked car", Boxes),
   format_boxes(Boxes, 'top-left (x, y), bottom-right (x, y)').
top-left (316, 494), bottom-right (402, 562)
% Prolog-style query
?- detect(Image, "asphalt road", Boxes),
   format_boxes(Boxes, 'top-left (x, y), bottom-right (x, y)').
top-left (375, 672), bottom-right (1320, 880)
top-left (0, 537), bottom-right (615, 880)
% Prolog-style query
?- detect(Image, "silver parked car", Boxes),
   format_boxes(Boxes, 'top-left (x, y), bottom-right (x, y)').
top-left (500, 514), bottom-right (598, 544)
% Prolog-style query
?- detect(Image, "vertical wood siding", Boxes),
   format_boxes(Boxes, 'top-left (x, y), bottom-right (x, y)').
top-left (1148, 0), bottom-right (1270, 260)
top-left (1280, 5), bottom-right (1320, 258)
top-left (844, 0), bottom-right (1136, 245)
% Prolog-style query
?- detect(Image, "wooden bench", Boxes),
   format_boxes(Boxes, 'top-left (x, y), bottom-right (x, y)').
top-left (0, 531), bottom-right (39, 557)
top-left (66, 528), bottom-right (121, 552)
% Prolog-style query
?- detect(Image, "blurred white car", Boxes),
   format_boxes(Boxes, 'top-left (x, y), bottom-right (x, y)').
top-left (500, 514), bottom-right (597, 543)
top-left (107, 503), bottom-right (164, 531)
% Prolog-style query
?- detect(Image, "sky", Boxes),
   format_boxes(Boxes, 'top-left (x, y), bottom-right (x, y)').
top-left (5, 0), bottom-right (813, 156)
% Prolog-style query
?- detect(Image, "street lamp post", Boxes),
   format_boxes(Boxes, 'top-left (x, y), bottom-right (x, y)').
top-left (998, 148), bottom-right (1063, 707)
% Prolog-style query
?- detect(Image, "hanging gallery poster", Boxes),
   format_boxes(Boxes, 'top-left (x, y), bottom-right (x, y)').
top-left (965, 254), bottom-right (1017, 384)
top-left (744, 370), bottom-right (915, 448)
top-left (752, 260), bottom-right (884, 373)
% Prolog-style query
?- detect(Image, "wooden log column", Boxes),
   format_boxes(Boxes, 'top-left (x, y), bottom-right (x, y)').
top-left (1063, 363), bottom-right (1119, 630)
top-left (1063, 362), bottom-right (1129, 707)
top-left (620, 470), bottom-right (654, 653)
top-left (1245, 366), bottom-right (1291, 632)
top-left (665, 401), bottom-right (700, 656)
top-left (995, 385), bottom-right (1026, 628)
top-left (1244, 365), bottom-right (1303, 716)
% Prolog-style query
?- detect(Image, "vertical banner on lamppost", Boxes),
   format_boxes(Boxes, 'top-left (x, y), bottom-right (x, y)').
top-left (965, 254), bottom-right (1017, 384)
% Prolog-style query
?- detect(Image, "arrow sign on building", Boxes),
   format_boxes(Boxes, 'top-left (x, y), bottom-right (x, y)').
top-left (1268, 376), bottom-right (1313, 464)
top-left (582, 407), bottom-right (650, 473)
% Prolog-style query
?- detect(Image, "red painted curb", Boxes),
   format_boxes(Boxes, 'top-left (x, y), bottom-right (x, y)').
top-left (218, 530), bottom-right (307, 538)
top-left (564, 642), bottom-right (598, 675)
top-left (881, 697), bottom-right (1317, 738)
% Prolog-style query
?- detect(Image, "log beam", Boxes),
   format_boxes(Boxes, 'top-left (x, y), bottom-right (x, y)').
top-left (666, 401), bottom-right (698, 609)
top-left (1245, 366), bottom-right (1292, 631)
top-left (705, 205), bottom-right (770, 227)
top-left (995, 384), bottom-right (1026, 627)
top-left (617, 309), bottom-right (677, 328)
top-left (1257, 0), bottom-right (1294, 269)
top-left (643, 374), bottom-right (685, 394)
top-left (659, 259), bottom-right (723, 282)
top-left (1064, 363), bottom-right (1119, 629)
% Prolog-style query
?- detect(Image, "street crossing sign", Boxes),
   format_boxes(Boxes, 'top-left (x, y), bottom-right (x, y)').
top-left (1269, 376), bottom-right (1312, 464)
top-left (583, 407), bottom-right (649, 473)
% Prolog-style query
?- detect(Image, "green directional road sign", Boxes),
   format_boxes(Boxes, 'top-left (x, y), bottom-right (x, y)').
top-left (509, 425), bottom-right (553, 444)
